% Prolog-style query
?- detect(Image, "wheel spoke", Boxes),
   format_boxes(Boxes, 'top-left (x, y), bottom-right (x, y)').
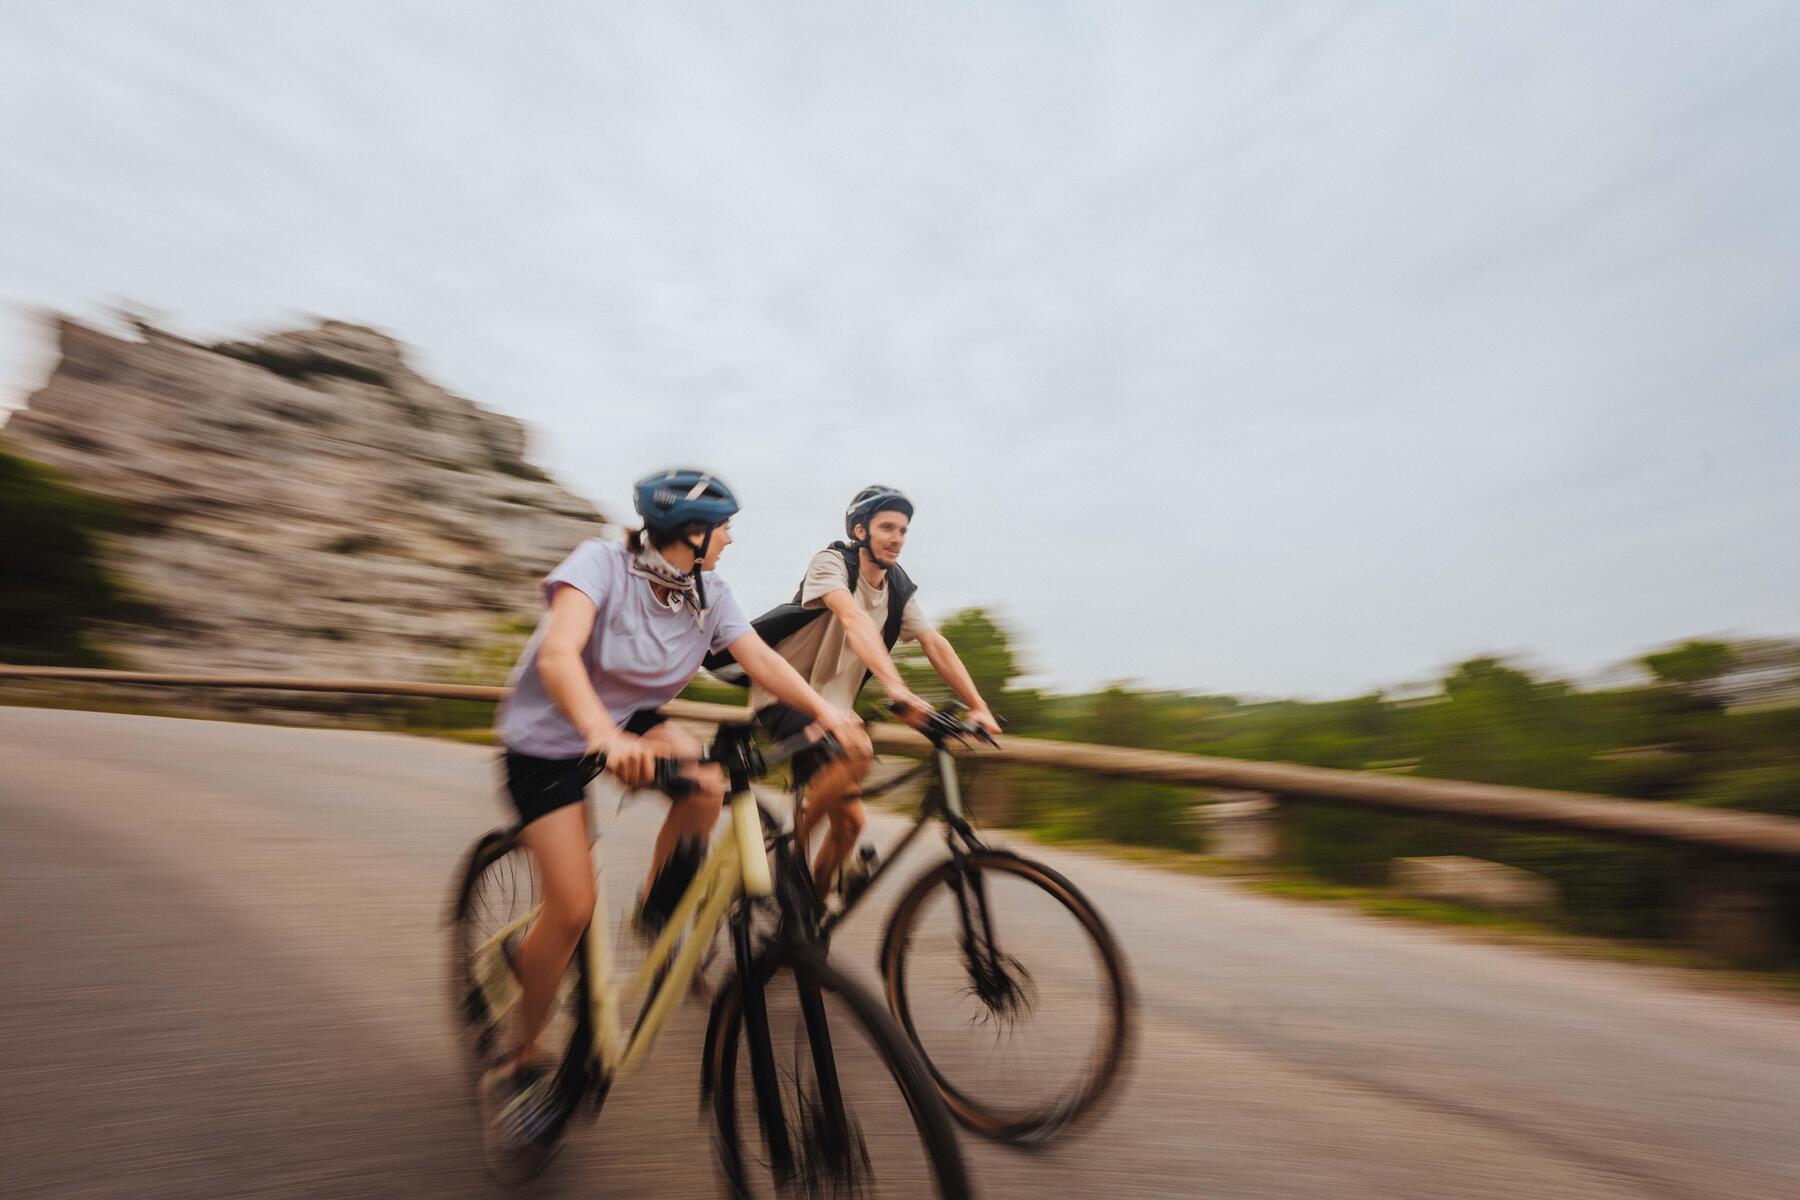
top-left (884, 852), bottom-right (1133, 1142)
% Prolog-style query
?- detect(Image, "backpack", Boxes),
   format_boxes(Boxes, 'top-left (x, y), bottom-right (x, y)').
top-left (702, 541), bottom-right (917, 695)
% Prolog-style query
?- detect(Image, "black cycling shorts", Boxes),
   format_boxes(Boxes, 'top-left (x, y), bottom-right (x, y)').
top-left (502, 710), bottom-right (667, 827)
top-left (755, 703), bottom-right (835, 789)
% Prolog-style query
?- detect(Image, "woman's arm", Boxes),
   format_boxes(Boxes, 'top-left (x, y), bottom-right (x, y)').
top-left (536, 584), bottom-right (657, 785)
top-left (728, 629), bottom-right (871, 757)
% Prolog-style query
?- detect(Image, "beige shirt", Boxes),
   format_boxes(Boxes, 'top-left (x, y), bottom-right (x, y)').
top-left (750, 549), bottom-right (933, 712)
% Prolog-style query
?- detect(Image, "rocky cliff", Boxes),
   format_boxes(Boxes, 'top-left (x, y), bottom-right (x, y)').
top-left (2, 316), bottom-right (605, 680)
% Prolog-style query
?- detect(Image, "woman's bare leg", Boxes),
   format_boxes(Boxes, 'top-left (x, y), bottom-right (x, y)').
top-left (510, 803), bottom-right (595, 1071)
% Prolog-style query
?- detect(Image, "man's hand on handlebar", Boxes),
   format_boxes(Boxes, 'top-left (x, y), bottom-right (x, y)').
top-left (884, 684), bottom-right (934, 730)
top-left (965, 706), bottom-right (1003, 740)
top-left (886, 699), bottom-right (1004, 747)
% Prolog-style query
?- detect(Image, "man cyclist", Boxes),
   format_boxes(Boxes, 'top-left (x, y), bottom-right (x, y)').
top-left (717, 485), bottom-right (1001, 900)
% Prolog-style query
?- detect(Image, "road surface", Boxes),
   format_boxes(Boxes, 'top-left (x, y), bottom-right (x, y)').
top-left (3, 708), bottom-right (1796, 1199)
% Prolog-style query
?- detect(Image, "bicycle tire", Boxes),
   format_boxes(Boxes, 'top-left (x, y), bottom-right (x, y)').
top-left (448, 830), bottom-right (596, 1180)
top-left (881, 848), bottom-right (1134, 1144)
top-left (706, 941), bottom-right (972, 1200)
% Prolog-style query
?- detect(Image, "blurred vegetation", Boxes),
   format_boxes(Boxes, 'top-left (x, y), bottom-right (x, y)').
top-left (0, 445), bottom-right (156, 666)
top-left (12, 441), bottom-right (1790, 961)
top-left (889, 610), bottom-right (1800, 955)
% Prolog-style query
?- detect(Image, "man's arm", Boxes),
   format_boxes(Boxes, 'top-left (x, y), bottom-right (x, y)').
top-left (819, 589), bottom-right (929, 716)
top-left (917, 628), bottom-right (1002, 736)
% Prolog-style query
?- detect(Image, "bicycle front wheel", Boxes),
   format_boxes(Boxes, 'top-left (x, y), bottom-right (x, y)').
top-left (881, 849), bottom-right (1134, 1143)
top-left (707, 942), bottom-right (971, 1200)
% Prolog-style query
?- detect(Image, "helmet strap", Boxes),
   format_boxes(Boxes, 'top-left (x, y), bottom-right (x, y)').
top-left (687, 527), bottom-right (714, 609)
top-left (855, 534), bottom-right (892, 579)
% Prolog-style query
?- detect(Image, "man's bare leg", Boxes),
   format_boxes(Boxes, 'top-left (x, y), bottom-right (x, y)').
top-left (795, 749), bottom-right (872, 895)
top-left (634, 721), bottom-right (725, 901)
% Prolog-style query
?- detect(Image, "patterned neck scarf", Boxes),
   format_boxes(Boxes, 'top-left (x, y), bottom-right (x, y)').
top-left (628, 541), bottom-right (705, 622)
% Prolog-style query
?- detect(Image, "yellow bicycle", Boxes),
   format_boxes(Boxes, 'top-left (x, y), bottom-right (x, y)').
top-left (448, 721), bottom-right (972, 1197)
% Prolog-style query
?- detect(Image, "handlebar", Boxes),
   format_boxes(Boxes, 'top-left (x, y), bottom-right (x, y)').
top-left (578, 725), bottom-right (845, 795)
top-left (887, 700), bottom-right (1004, 748)
top-left (577, 753), bottom-right (698, 795)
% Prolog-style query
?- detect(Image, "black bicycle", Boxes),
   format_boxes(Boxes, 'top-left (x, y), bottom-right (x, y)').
top-left (449, 722), bottom-right (972, 1197)
top-left (806, 704), bottom-right (1135, 1144)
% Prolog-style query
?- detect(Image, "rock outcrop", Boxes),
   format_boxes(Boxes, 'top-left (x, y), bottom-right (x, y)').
top-left (2, 316), bottom-right (606, 680)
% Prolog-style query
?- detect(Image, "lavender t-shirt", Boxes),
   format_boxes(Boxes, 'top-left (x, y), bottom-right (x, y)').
top-left (497, 539), bottom-right (751, 758)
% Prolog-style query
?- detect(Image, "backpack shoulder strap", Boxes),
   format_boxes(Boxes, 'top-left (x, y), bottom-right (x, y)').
top-left (701, 543), bottom-right (847, 682)
top-left (879, 561), bottom-right (916, 651)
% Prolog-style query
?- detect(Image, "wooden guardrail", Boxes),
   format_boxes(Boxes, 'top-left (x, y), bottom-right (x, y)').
top-left (6, 664), bottom-right (1800, 862)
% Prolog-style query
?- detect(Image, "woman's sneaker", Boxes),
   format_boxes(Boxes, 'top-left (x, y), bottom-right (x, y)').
top-left (480, 1061), bottom-right (565, 1181)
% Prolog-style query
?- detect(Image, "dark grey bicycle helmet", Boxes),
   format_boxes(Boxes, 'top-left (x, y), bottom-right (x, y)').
top-left (844, 484), bottom-right (913, 540)
top-left (634, 468), bottom-right (740, 533)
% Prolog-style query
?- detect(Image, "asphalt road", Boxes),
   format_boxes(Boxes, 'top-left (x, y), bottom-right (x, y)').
top-left (3, 708), bottom-right (1797, 1199)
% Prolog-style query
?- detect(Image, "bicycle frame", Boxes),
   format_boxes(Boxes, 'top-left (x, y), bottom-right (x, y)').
top-left (815, 745), bottom-right (981, 941)
top-left (469, 784), bottom-right (774, 1087)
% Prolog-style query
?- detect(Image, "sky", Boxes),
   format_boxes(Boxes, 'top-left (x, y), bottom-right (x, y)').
top-left (2, 2), bottom-right (1796, 698)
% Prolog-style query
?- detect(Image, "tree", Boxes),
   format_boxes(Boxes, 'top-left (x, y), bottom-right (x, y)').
top-left (1414, 657), bottom-right (1598, 790)
top-left (896, 607), bottom-right (1041, 728)
top-left (895, 607), bottom-right (1039, 824)
top-left (0, 445), bottom-right (150, 665)
top-left (1642, 641), bottom-right (1738, 710)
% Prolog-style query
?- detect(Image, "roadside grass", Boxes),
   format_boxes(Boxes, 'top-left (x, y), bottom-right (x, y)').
top-left (986, 825), bottom-right (1800, 999)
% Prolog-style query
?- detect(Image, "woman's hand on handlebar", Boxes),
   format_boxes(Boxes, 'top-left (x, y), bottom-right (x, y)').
top-left (588, 729), bottom-right (658, 788)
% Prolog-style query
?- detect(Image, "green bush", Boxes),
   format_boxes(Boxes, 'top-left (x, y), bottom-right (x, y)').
top-left (0, 445), bottom-right (153, 665)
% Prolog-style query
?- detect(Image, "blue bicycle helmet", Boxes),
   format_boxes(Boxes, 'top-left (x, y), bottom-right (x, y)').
top-left (633, 468), bottom-right (740, 533)
top-left (631, 468), bottom-right (739, 609)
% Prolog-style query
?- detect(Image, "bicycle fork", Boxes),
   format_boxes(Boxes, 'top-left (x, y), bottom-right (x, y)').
top-left (937, 754), bottom-right (1025, 1016)
top-left (733, 841), bottom-right (859, 1186)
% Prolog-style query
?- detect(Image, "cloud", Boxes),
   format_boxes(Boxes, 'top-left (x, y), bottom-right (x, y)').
top-left (3, 0), bottom-right (1796, 696)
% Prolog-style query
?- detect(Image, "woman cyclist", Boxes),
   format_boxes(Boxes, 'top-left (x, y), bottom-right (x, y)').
top-left (487, 467), bottom-right (869, 1141)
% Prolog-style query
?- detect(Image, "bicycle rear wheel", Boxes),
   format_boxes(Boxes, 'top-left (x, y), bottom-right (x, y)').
top-left (881, 848), bottom-right (1134, 1143)
top-left (707, 941), bottom-right (971, 1199)
top-left (448, 831), bottom-right (585, 1074)
top-left (448, 830), bottom-right (594, 1180)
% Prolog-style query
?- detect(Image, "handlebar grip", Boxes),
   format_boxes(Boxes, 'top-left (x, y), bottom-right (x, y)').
top-left (653, 759), bottom-right (699, 798)
top-left (583, 752), bottom-right (699, 797)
